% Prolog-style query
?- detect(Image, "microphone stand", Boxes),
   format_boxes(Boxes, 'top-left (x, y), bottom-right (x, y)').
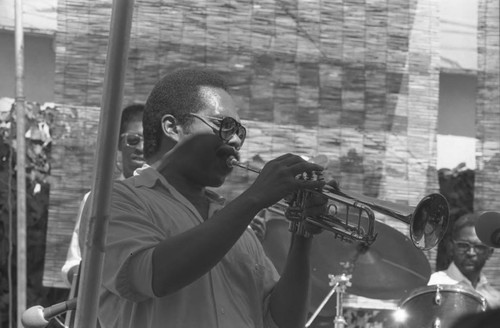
top-left (21, 298), bottom-right (77, 328)
top-left (305, 273), bottom-right (352, 328)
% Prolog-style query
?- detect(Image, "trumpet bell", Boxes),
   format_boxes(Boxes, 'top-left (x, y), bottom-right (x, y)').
top-left (323, 188), bottom-right (450, 250)
top-left (411, 193), bottom-right (450, 250)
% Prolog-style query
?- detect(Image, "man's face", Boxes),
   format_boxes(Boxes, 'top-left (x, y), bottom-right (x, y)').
top-left (119, 115), bottom-right (145, 178)
top-left (177, 86), bottom-right (244, 187)
top-left (451, 226), bottom-right (493, 278)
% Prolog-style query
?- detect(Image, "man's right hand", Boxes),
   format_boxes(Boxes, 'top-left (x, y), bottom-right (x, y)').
top-left (245, 153), bottom-right (325, 209)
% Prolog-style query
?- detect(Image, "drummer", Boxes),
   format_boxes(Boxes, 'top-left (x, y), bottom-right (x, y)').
top-left (428, 212), bottom-right (500, 308)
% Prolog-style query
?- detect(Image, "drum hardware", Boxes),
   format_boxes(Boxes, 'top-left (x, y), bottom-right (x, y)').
top-left (228, 156), bottom-right (450, 250)
top-left (434, 285), bottom-right (442, 305)
top-left (427, 286), bottom-right (444, 328)
top-left (305, 274), bottom-right (352, 328)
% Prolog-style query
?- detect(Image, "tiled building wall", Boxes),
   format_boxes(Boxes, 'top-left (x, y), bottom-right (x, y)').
top-left (47, 0), bottom-right (442, 310)
top-left (475, 0), bottom-right (500, 290)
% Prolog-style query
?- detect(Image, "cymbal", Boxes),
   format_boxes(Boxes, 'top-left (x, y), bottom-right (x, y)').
top-left (262, 215), bottom-right (431, 314)
top-left (310, 218), bottom-right (431, 299)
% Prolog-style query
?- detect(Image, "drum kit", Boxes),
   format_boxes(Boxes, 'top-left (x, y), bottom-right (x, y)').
top-left (261, 202), bottom-right (486, 328)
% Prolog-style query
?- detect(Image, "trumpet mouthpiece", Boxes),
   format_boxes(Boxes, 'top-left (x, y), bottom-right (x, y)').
top-left (226, 156), bottom-right (261, 173)
top-left (227, 156), bottom-right (239, 168)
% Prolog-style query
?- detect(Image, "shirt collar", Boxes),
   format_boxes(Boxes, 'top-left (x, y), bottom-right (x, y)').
top-left (132, 165), bottom-right (225, 206)
top-left (447, 262), bottom-right (489, 287)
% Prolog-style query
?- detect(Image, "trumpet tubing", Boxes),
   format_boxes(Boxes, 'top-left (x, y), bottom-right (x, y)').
top-left (317, 187), bottom-right (449, 250)
top-left (229, 156), bottom-right (450, 250)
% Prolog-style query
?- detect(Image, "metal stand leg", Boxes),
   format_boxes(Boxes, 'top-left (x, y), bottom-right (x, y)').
top-left (331, 274), bottom-right (350, 328)
top-left (305, 274), bottom-right (352, 328)
top-left (305, 282), bottom-right (339, 327)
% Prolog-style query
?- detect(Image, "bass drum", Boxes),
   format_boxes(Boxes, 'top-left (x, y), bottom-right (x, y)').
top-left (397, 284), bottom-right (486, 328)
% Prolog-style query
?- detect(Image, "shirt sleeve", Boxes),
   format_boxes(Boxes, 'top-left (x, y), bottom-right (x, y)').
top-left (61, 192), bottom-right (89, 287)
top-left (250, 230), bottom-right (280, 328)
top-left (262, 253), bottom-right (280, 328)
top-left (101, 182), bottom-right (168, 301)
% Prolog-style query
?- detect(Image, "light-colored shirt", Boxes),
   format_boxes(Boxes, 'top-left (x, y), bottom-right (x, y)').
top-left (428, 262), bottom-right (500, 309)
top-left (99, 166), bottom-right (280, 328)
top-left (61, 192), bottom-right (90, 286)
top-left (61, 174), bottom-right (127, 287)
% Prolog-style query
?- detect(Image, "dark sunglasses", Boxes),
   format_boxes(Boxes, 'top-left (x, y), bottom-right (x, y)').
top-left (453, 240), bottom-right (490, 254)
top-left (120, 133), bottom-right (143, 147)
top-left (188, 113), bottom-right (246, 146)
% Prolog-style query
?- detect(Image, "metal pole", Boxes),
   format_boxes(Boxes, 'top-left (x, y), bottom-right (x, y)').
top-left (14, 0), bottom-right (27, 327)
top-left (74, 1), bottom-right (135, 327)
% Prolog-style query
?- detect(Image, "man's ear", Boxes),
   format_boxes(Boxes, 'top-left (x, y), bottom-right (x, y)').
top-left (486, 247), bottom-right (494, 260)
top-left (161, 114), bottom-right (180, 141)
top-left (117, 134), bottom-right (124, 152)
top-left (446, 238), bottom-right (455, 257)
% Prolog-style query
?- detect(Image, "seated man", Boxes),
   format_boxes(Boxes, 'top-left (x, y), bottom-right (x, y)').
top-left (428, 212), bottom-right (500, 309)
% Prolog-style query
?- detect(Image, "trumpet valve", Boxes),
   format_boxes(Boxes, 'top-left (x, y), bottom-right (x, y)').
top-left (284, 206), bottom-right (303, 222)
top-left (297, 170), bottom-right (323, 182)
top-left (288, 220), bottom-right (312, 238)
top-left (314, 170), bottom-right (324, 182)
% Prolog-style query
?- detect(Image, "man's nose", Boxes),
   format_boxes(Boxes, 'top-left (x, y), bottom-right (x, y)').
top-left (136, 139), bottom-right (144, 151)
top-left (226, 133), bottom-right (243, 150)
top-left (466, 246), bottom-right (478, 255)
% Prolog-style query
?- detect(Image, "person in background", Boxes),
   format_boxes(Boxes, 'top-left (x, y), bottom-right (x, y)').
top-left (61, 103), bottom-right (145, 286)
top-left (98, 68), bottom-right (327, 328)
top-left (428, 212), bottom-right (500, 308)
top-left (0, 220), bottom-right (10, 326)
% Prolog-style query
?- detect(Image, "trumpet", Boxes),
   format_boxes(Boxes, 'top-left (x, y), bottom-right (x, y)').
top-left (228, 157), bottom-right (450, 250)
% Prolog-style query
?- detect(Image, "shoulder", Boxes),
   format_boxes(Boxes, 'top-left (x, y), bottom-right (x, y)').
top-left (428, 270), bottom-right (457, 285)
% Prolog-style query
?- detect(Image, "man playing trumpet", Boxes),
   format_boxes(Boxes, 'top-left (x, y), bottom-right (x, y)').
top-left (97, 68), bottom-right (327, 328)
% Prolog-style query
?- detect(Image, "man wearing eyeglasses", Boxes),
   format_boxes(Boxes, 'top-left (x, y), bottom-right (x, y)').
top-left (97, 68), bottom-right (326, 328)
top-left (61, 104), bottom-right (145, 287)
top-left (428, 212), bottom-right (500, 308)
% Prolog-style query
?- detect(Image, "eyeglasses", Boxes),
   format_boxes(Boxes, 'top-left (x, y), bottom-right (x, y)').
top-left (120, 133), bottom-right (143, 147)
top-left (188, 113), bottom-right (246, 147)
top-left (453, 240), bottom-right (491, 254)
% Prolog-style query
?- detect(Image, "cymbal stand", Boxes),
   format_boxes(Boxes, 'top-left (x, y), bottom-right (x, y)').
top-left (305, 273), bottom-right (352, 328)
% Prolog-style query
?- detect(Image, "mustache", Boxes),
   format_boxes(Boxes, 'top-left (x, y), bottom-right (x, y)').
top-left (216, 145), bottom-right (239, 162)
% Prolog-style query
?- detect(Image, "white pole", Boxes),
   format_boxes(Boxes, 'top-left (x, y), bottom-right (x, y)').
top-left (14, 0), bottom-right (27, 327)
top-left (74, 1), bottom-right (135, 327)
